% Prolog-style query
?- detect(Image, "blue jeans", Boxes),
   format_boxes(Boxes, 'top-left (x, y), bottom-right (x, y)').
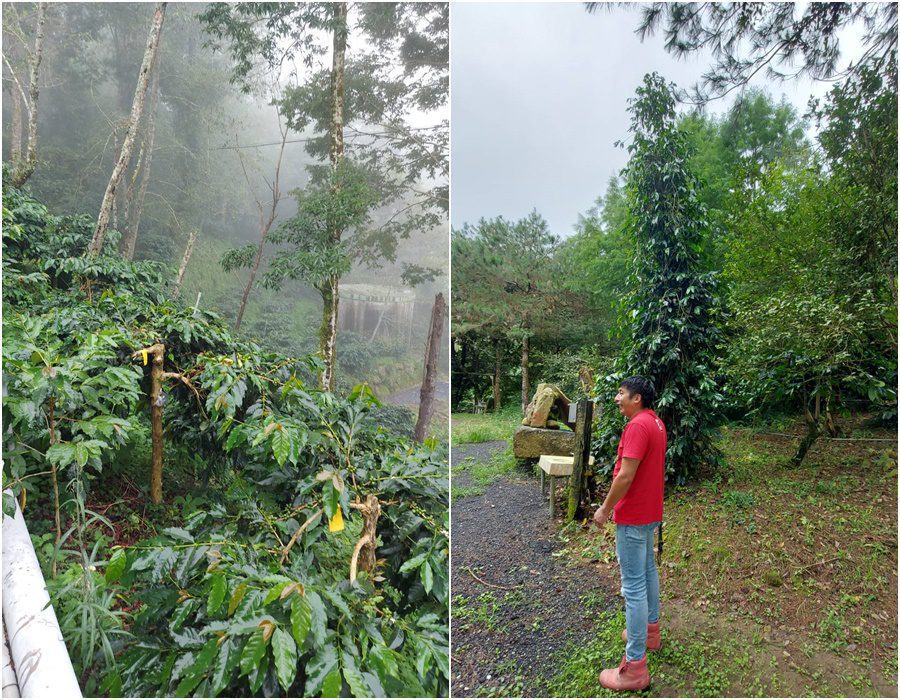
top-left (615, 522), bottom-right (661, 661)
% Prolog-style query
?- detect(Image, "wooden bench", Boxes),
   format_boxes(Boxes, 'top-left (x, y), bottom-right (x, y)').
top-left (539, 454), bottom-right (595, 518)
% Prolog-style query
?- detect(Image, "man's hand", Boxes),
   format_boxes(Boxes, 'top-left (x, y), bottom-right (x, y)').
top-left (593, 505), bottom-right (610, 527)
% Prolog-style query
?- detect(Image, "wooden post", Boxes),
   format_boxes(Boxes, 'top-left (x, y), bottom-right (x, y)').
top-left (549, 475), bottom-right (556, 518)
top-left (567, 399), bottom-right (593, 521)
top-left (414, 293), bottom-right (446, 443)
top-left (133, 344), bottom-right (165, 504)
top-left (492, 337), bottom-right (502, 412)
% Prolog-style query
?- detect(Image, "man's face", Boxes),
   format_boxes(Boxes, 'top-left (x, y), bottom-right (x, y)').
top-left (615, 385), bottom-right (642, 418)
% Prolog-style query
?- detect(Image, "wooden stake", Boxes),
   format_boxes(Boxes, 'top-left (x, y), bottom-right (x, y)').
top-left (132, 343), bottom-right (165, 504)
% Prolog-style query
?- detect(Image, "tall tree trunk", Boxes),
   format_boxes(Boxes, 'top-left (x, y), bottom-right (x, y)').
top-left (172, 230), bottom-right (197, 298)
top-left (520, 335), bottom-right (530, 414)
top-left (493, 337), bottom-right (502, 412)
top-left (329, 3), bottom-right (347, 170)
top-left (88, 2), bottom-right (166, 256)
top-left (9, 2), bottom-right (47, 188)
top-left (415, 293), bottom-right (446, 442)
top-left (235, 126), bottom-right (288, 332)
top-left (122, 54), bottom-right (160, 260)
top-left (319, 278), bottom-right (340, 391)
top-left (320, 1), bottom-right (347, 392)
top-left (7, 81), bottom-right (23, 162)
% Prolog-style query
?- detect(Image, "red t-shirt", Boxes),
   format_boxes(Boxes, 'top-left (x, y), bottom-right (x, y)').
top-left (612, 409), bottom-right (667, 525)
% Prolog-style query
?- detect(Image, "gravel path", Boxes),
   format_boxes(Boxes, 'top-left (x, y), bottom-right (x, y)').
top-left (450, 441), bottom-right (620, 697)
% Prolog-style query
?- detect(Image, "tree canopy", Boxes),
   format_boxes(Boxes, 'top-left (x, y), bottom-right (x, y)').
top-left (596, 2), bottom-right (899, 103)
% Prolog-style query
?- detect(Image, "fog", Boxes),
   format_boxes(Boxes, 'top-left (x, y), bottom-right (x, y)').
top-left (2, 2), bottom-right (448, 397)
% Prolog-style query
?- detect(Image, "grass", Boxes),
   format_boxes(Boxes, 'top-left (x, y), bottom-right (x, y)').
top-left (451, 406), bottom-right (521, 445)
top-left (453, 588), bottom-right (525, 632)
top-left (451, 445), bottom-right (523, 500)
top-left (452, 412), bottom-right (897, 697)
top-left (450, 406), bottom-right (526, 499)
top-left (550, 414), bottom-right (897, 697)
top-left (547, 610), bottom-right (734, 697)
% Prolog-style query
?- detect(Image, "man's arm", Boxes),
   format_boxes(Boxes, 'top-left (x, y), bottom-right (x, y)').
top-left (593, 457), bottom-right (640, 525)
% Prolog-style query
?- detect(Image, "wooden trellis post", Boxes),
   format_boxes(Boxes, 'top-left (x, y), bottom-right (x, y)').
top-left (133, 344), bottom-right (165, 504)
top-left (132, 343), bottom-right (201, 504)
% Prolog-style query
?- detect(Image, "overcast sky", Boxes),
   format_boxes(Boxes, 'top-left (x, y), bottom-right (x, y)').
top-left (450, 2), bottom-right (864, 237)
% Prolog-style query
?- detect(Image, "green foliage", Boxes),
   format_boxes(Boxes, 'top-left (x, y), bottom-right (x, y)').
top-left (264, 162), bottom-right (379, 292)
top-left (531, 346), bottom-right (611, 401)
top-left (452, 211), bottom-right (571, 340)
top-left (555, 176), bottom-right (631, 344)
top-left (1, 184), bottom-right (448, 697)
top-left (593, 74), bottom-right (724, 485)
top-left (364, 403), bottom-right (416, 440)
top-left (721, 58), bottom-right (898, 427)
top-left (623, 2), bottom-right (897, 103)
top-left (202, 2), bottom-right (449, 373)
top-left (452, 211), bottom-right (591, 412)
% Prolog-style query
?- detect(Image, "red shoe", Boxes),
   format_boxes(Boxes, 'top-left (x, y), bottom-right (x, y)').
top-left (599, 655), bottom-right (650, 691)
top-left (621, 621), bottom-right (662, 650)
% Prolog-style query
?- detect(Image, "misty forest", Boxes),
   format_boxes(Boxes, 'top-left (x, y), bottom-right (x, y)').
top-left (2, 2), bottom-right (448, 697)
top-left (451, 3), bottom-right (898, 697)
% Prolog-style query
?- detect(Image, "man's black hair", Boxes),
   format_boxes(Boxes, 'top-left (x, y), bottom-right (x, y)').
top-left (620, 376), bottom-right (656, 408)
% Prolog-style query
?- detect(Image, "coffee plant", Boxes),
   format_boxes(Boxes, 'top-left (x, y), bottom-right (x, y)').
top-left (2, 182), bottom-right (448, 697)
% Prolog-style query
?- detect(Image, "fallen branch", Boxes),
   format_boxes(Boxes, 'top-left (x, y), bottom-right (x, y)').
top-left (162, 370), bottom-right (208, 419)
top-left (348, 495), bottom-right (380, 582)
top-left (280, 508), bottom-right (323, 564)
top-left (463, 565), bottom-right (521, 591)
top-left (793, 555), bottom-right (844, 576)
top-left (349, 533), bottom-right (373, 583)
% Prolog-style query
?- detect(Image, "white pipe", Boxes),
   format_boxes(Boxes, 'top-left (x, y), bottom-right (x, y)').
top-left (2, 492), bottom-right (82, 698)
top-left (2, 620), bottom-right (20, 698)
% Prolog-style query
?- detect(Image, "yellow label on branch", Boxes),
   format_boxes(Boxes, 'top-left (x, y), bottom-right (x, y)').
top-left (328, 508), bottom-right (344, 533)
top-left (142, 349), bottom-right (148, 366)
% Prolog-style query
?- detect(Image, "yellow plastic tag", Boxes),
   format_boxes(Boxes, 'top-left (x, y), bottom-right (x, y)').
top-left (142, 349), bottom-right (148, 366)
top-left (328, 509), bottom-right (344, 533)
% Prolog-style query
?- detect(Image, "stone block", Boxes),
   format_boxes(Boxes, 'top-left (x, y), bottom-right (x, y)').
top-left (512, 425), bottom-right (575, 459)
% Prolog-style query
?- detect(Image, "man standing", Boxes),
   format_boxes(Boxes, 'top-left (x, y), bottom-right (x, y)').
top-left (593, 376), bottom-right (667, 691)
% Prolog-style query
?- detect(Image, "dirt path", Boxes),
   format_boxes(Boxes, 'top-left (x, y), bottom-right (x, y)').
top-left (450, 441), bottom-right (620, 697)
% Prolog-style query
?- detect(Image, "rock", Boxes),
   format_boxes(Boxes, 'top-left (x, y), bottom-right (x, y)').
top-left (522, 383), bottom-right (572, 428)
top-left (513, 425), bottom-right (576, 458)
